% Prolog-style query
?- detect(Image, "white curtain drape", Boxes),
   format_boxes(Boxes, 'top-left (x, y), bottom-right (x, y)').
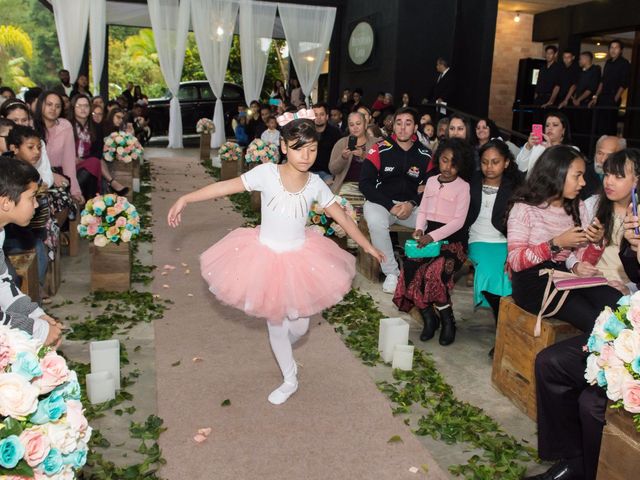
top-left (191, 0), bottom-right (239, 148)
top-left (277, 3), bottom-right (335, 106)
top-left (89, 0), bottom-right (106, 95)
top-left (148, 0), bottom-right (191, 148)
top-left (239, 0), bottom-right (276, 105)
top-left (51, 0), bottom-right (91, 83)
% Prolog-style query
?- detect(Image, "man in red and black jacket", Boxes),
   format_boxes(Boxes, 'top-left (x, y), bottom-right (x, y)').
top-left (359, 107), bottom-right (432, 293)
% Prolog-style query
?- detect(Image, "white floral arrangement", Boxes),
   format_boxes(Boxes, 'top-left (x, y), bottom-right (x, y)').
top-left (307, 196), bottom-right (356, 238)
top-left (219, 142), bottom-right (243, 163)
top-left (585, 292), bottom-right (640, 430)
top-left (196, 118), bottom-right (215, 135)
top-left (0, 325), bottom-right (90, 478)
top-left (244, 139), bottom-right (279, 165)
top-left (102, 132), bottom-right (143, 164)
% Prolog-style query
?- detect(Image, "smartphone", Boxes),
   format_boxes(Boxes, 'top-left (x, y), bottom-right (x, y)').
top-left (348, 135), bottom-right (357, 151)
top-left (531, 124), bottom-right (543, 142)
top-left (632, 187), bottom-right (639, 235)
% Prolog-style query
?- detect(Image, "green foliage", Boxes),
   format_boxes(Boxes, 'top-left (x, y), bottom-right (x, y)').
top-left (324, 290), bottom-right (538, 479)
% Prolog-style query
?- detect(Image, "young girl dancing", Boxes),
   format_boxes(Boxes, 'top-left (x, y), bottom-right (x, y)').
top-left (167, 112), bottom-right (384, 405)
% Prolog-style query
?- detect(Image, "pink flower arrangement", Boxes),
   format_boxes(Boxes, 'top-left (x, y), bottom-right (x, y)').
top-left (219, 142), bottom-right (243, 163)
top-left (78, 194), bottom-right (141, 246)
top-left (306, 196), bottom-right (356, 238)
top-left (103, 131), bottom-right (143, 163)
top-left (196, 118), bottom-right (215, 134)
top-left (245, 139), bottom-right (279, 165)
top-left (586, 292), bottom-right (640, 429)
top-left (0, 325), bottom-right (89, 478)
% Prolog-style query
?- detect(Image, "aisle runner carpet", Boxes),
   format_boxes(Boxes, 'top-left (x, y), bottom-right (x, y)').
top-left (150, 150), bottom-right (448, 479)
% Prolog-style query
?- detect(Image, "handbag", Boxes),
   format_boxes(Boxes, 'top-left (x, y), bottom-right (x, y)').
top-left (534, 269), bottom-right (609, 336)
top-left (404, 239), bottom-right (448, 258)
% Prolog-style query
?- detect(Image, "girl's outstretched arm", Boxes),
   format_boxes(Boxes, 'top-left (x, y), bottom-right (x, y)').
top-left (167, 177), bottom-right (246, 228)
top-left (324, 203), bottom-right (385, 263)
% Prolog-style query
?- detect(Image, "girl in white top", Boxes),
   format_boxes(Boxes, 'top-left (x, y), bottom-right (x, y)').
top-left (168, 112), bottom-right (383, 405)
top-left (516, 111), bottom-right (576, 175)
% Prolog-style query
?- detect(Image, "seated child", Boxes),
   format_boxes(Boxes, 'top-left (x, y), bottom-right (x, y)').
top-left (0, 156), bottom-right (62, 346)
top-left (261, 116), bottom-right (281, 146)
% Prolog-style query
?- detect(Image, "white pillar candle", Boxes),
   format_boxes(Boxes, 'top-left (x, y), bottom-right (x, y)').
top-left (133, 178), bottom-right (140, 193)
top-left (392, 345), bottom-right (415, 371)
top-left (378, 317), bottom-right (409, 363)
top-left (86, 371), bottom-right (116, 404)
top-left (90, 339), bottom-right (121, 390)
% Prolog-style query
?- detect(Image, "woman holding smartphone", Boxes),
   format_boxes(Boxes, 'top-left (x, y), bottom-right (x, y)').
top-left (329, 111), bottom-right (379, 195)
top-left (516, 111), bottom-right (574, 175)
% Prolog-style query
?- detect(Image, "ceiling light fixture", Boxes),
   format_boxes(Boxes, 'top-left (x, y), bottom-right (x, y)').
top-left (594, 52), bottom-right (607, 60)
top-left (514, 12), bottom-right (521, 23)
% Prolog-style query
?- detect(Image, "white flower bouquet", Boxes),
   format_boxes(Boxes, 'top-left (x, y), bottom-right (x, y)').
top-left (0, 325), bottom-right (90, 478)
top-left (244, 139), bottom-right (279, 165)
top-left (219, 142), bottom-right (243, 163)
top-left (196, 118), bottom-right (215, 135)
top-left (585, 292), bottom-right (640, 430)
top-left (102, 132), bottom-right (143, 164)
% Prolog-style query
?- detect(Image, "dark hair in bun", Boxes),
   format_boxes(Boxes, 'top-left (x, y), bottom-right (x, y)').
top-left (280, 119), bottom-right (318, 150)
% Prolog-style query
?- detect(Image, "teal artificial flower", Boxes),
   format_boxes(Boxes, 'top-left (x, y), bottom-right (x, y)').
top-left (618, 295), bottom-right (631, 306)
top-left (42, 448), bottom-right (63, 475)
top-left (632, 356), bottom-right (640, 375)
top-left (105, 215), bottom-right (115, 224)
top-left (63, 448), bottom-right (87, 468)
top-left (78, 225), bottom-right (88, 236)
top-left (30, 391), bottom-right (67, 425)
top-left (93, 207), bottom-right (103, 216)
top-left (104, 196), bottom-right (115, 206)
top-left (97, 226), bottom-right (105, 234)
top-left (597, 369), bottom-right (607, 388)
top-left (110, 235), bottom-right (119, 243)
top-left (0, 435), bottom-right (25, 469)
top-left (587, 334), bottom-right (604, 353)
top-left (52, 377), bottom-right (81, 401)
top-left (604, 315), bottom-right (626, 338)
top-left (11, 351), bottom-right (42, 381)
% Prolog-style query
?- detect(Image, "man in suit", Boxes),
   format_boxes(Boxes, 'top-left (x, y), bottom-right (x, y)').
top-left (430, 58), bottom-right (455, 105)
top-left (330, 107), bottom-right (348, 136)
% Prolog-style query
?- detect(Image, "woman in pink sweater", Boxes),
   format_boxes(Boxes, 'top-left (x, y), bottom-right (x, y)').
top-left (506, 145), bottom-right (622, 332)
top-left (393, 138), bottom-right (475, 346)
top-left (33, 91), bottom-right (84, 205)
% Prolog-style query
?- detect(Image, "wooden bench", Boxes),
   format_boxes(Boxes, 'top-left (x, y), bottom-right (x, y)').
top-left (597, 404), bottom-right (640, 479)
top-left (356, 217), bottom-right (413, 281)
top-left (491, 296), bottom-right (580, 420)
top-left (56, 206), bottom-right (79, 257)
top-left (8, 251), bottom-right (40, 304)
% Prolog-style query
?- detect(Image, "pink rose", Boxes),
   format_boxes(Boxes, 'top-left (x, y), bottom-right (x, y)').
top-left (87, 225), bottom-right (98, 236)
top-left (106, 226), bottom-right (120, 238)
top-left (33, 352), bottom-right (70, 394)
top-left (622, 379), bottom-right (640, 413)
top-left (0, 332), bottom-right (13, 370)
top-left (598, 344), bottom-right (624, 368)
top-left (65, 400), bottom-right (88, 435)
top-left (106, 207), bottom-right (117, 216)
top-left (19, 428), bottom-right (50, 467)
top-left (628, 306), bottom-right (640, 330)
top-left (115, 217), bottom-right (127, 228)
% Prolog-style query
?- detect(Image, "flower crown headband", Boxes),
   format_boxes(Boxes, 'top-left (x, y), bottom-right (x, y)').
top-left (276, 109), bottom-right (316, 127)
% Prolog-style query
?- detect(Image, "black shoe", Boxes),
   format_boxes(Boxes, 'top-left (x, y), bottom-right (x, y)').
top-left (488, 346), bottom-right (495, 358)
top-left (419, 305), bottom-right (439, 341)
top-left (109, 180), bottom-right (129, 196)
top-left (523, 460), bottom-right (582, 480)
top-left (438, 306), bottom-right (456, 346)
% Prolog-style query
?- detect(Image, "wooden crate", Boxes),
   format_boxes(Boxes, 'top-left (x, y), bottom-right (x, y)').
top-left (491, 296), bottom-right (580, 420)
top-left (44, 241), bottom-right (61, 297)
top-left (597, 405), bottom-right (640, 479)
top-left (67, 215), bottom-right (79, 257)
top-left (90, 242), bottom-right (131, 293)
top-left (9, 251), bottom-right (40, 303)
top-left (111, 161), bottom-right (134, 202)
top-left (200, 134), bottom-right (211, 160)
top-left (220, 160), bottom-right (240, 181)
top-left (356, 217), bottom-right (413, 282)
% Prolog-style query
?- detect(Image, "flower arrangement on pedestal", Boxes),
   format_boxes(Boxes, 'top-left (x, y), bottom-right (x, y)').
top-left (0, 325), bottom-right (90, 478)
top-left (78, 194), bottom-right (140, 247)
top-left (196, 118), bottom-right (215, 135)
top-left (307, 196), bottom-right (356, 238)
top-left (585, 292), bottom-right (640, 431)
top-left (219, 142), bottom-right (243, 163)
top-left (102, 132), bottom-right (143, 164)
top-left (244, 139), bottom-right (279, 165)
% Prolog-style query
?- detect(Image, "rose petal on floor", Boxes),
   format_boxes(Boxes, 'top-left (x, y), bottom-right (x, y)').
top-left (163, 264), bottom-right (176, 270)
top-left (192, 357), bottom-right (203, 363)
top-left (198, 427), bottom-right (212, 436)
top-left (163, 284), bottom-right (170, 289)
top-left (409, 467), bottom-right (419, 474)
top-left (193, 433), bottom-right (207, 443)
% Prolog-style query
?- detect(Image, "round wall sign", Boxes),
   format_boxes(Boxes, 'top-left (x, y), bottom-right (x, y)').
top-left (348, 22), bottom-right (374, 66)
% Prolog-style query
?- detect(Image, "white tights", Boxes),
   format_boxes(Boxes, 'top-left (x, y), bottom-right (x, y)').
top-left (266, 317), bottom-right (309, 404)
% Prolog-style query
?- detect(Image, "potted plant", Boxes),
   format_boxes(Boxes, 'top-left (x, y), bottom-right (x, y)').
top-left (219, 142), bottom-right (243, 181)
top-left (102, 131), bottom-right (144, 201)
top-left (78, 194), bottom-right (140, 292)
top-left (196, 118), bottom-right (215, 161)
top-left (585, 294), bottom-right (640, 477)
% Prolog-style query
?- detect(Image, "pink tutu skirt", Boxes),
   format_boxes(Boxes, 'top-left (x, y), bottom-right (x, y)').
top-left (200, 227), bottom-right (356, 323)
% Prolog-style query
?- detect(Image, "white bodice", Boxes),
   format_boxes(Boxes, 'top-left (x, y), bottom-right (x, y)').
top-left (240, 163), bottom-right (336, 252)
